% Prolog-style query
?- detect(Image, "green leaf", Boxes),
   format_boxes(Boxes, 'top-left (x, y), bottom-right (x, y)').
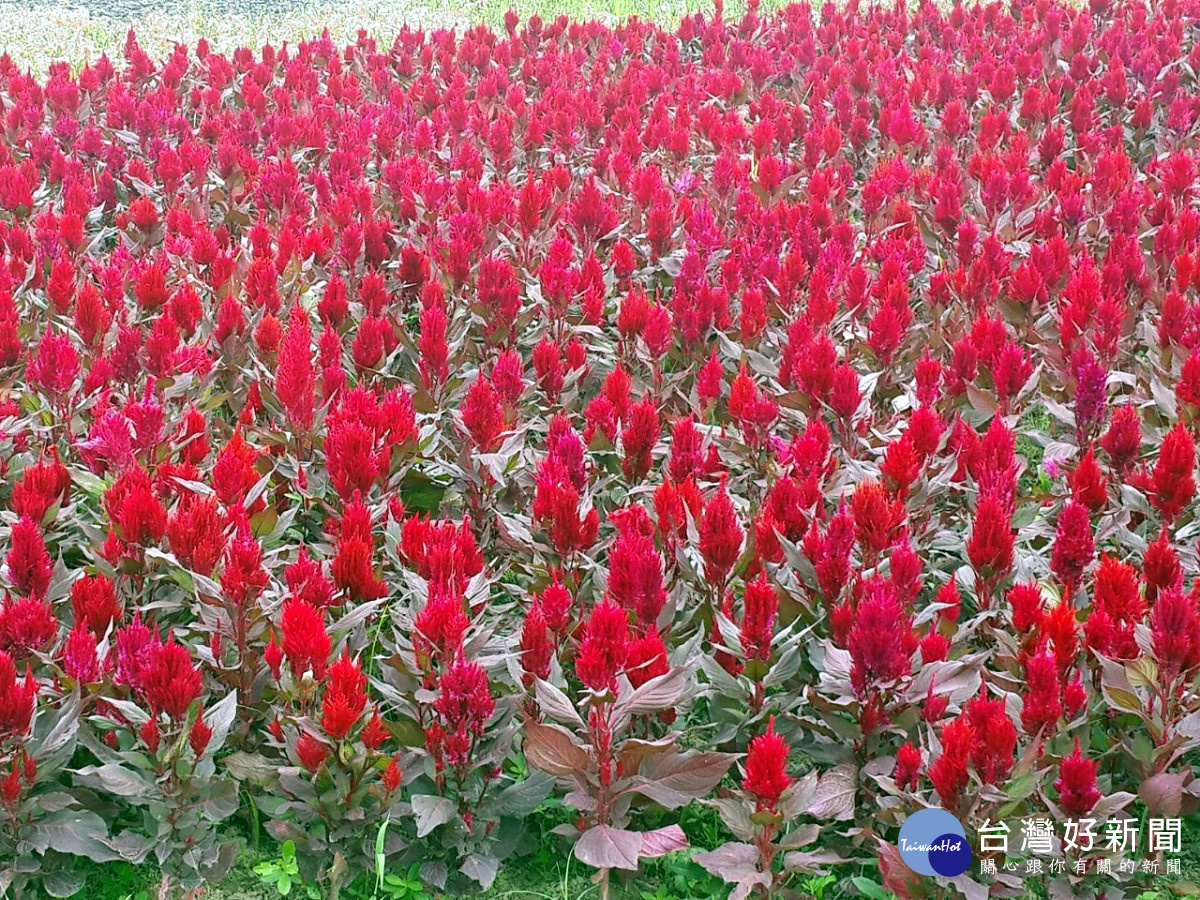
top-left (411, 794), bottom-right (456, 838)
top-left (35, 810), bottom-right (117, 862)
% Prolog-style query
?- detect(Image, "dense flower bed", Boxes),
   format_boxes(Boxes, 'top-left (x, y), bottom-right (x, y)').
top-left (2, 0), bottom-right (1200, 897)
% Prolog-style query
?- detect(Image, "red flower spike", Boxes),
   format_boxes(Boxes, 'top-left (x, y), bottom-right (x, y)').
top-left (1054, 740), bottom-right (1101, 817)
top-left (743, 716), bottom-right (792, 812)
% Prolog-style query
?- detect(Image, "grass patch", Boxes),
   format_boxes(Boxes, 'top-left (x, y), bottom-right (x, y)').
top-left (0, 0), bottom-right (787, 74)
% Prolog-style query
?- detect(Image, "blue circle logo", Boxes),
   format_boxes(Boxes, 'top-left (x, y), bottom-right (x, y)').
top-left (897, 809), bottom-right (971, 877)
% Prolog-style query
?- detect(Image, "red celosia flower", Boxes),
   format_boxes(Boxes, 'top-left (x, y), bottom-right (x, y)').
top-left (140, 718), bottom-right (160, 754)
top-left (222, 517), bottom-right (269, 605)
top-left (966, 493), bottom-right (1013, 589)
top-left (1, 763), bottom-right (21, 808)
top-left (1064, 676), bottom-right (1088, 718)
top-left (491, 350), bottom-right (525, 408)
top-left (264, 634), bottom-right (283, 681)
top-left (140, 633), bottom-right (201, 719)
top-left (419, 303), bottom-right (450, 391)
top-left (0, 650), bottom-right (36, 739)
top-left (804, 504), bottom-right (856, 604)
top-left (1134, 424), bottom-right (1196, 522)
top-left (727, 365), bottom-right (779, 448)
top-left (1144, 529), bottom-right (1183, 603)
top-left (847, 578), bottom-right (915, 697)
top-left (895, 742), bottom-right (921, 791)
top-left (11, 450), bottom-right (69, 523)
top-left (519, 602), bottom-right (553, 688)
top-left (297, 731), bottom-right (330, 773)
top-left (620, 396), bottom-right (659, 482)
top-left (697, 351), bottom-right (723, 407)
top-left (114, 615), bottom-right (154, 689)
top-left (699, 480), bottom-right (744, 588)
top-left (533, 453), bottom-right (600, 558)
top-left (739, 574), bottom-right (778, 663)
top-left (71, 574), bottom-right (120, 635)
top-left (742, 716), bottom-right (792, 811)
top-left (1084, 555), bottom-right (1145, 660)
top-left (321, 649), bottom-right (368, 740)
top-left (920, 632), bottom-right (949, 664)
top-left (6, 516), bottom-right (52, 599)
top-left (1054, 739), bottom-right (1101, 817)
top-left (625, 628), bottom-right (669, 689)
top-left (28, 330), bottom-right (79, 396)
top-left (1151, 587), bottom-right (1200, 682)
top-left (0, 596), bottom-right (55, 658)
top-left (190, 709), bottom-right (213, 757)
top-left (537, 579), bottom-right (574, 634)
top-left (575, 600), bottom-right (630, 693)
top-left (362, 710), bottom-right (389, 751)
top-left (963, 692), bottom-right (1016, 785)
top-left (1007, 582), bottom-right (1045, 633)
top-left (285, 549), bottom-right (334, 610)
top-left (461, 375), bottom-right (505, 452)
top-left (1069, 448), bottom-right (1108, 511)
top-left (1042, 602), bottom-right (1080, 676)
top-left (850, 481), bottom-right (903, 559)
top-left (1049, 500), bottom-right (1094, 590)
top-left (431, 655), bottom-right (495, 768)
top-left (167, 494), bottom-right (227, 577)
top-left (331, 535), bottom-right (386, 603)
top-left (929, 716), bottom-right (972, 810)
top-left (880, 436), bottom-right (921, 500)
top-left (607, 516), bottom-right (666, 628)
top-left (63, 625), bottom-right (99, 683)
top-left (275, 304), bottom-right (316, 434)
top-left (106, 466), bottom-right (167, 546)
top-left (1100, 405), bottom-right (1141, 472)
top-left (1020, 652), bottom-right (1063, 735)
top-left (281, 599), bottom-right (331, 681)
top-left (382, 755), bottom-right (402, 793)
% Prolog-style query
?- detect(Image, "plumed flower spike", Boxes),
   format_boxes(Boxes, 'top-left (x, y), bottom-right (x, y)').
top-left (461, 375), bottom-right (505, 452)
top-left (1151, 587), bottom-right (1200, 683)
top-left (607, 514), bottom-right (666, 628)
top-left (0, 650), bottom-right (36, 739)
top-left (6, 516), bottom-right (52, 599)
top-left (139, 633), bottom-right (202, 720)
top-left (321, 649), bottom-right (368, 740)
top-left (275, 303), bottom-right (316, 434)
top-left (1140, 424), bottom-right (1196, 522)
top-left (895, 742), bottom-right (921, 791)
top-left (847, 578), bottom-right (914, 698)
top-left (430, 655), bottom-right (496, 771)
top-left (966, 493), bottom-right (1013, 598)
top-left (575, 600), bottom-right (630, 693)
top-left (281, 598), bottom-right (332, 682)
top-left (699, 479), bottom-right (744, 590)
top-left (11, 449), bottom-right (69, 524)
top-left (168, 495), bottom-right (227, 578)
top-left (739, 573), bottom-right (778, 663)
top-left (625, 628), bottom-right (669, 690)
top-left (519, 602), bottom-right (553, 688)
top-left (1054, 740), bottom-right (1101, 817)
top-left (28, 330), bottom-right (79, 396)
top-left (1049, 500), bottom-right (1094, 592)
top-left (743, 716), bottom-right (792, 812)
top-left (928, 717), bottom-right (972, 811)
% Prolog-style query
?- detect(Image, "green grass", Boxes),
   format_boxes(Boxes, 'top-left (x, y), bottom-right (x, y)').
top-left (0, 0), bottom-right (788, 76)
top-left (1016, 402), bottom-right (1052, 496)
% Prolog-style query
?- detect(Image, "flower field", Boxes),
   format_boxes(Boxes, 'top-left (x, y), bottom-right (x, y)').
top-left (3, 0), bottom-right (1200, 897)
